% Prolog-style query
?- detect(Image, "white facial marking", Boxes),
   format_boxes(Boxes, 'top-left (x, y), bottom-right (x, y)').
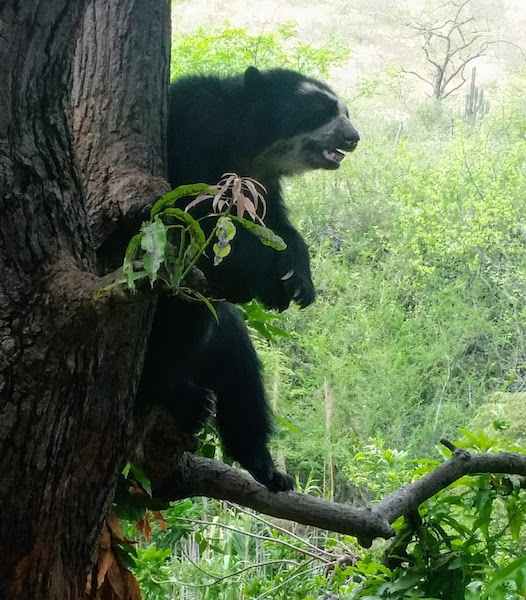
top-left (299, 81), bottom-right (338, 102)
top-left (299, 81), bottom-right (348, 117)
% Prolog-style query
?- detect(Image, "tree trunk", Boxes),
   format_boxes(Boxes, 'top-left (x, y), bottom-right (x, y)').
top-left (71, 0), bottom-right (170, 252)
top-left (0, 1), bottom-right (170, 598)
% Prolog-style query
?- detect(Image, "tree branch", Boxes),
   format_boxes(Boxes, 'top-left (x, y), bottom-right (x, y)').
top-left (401, 68), bottom-right (434, 87)
top-left (374, 444), bottom-right (526, 524)
top-left (403, 0), bottom-right (503, 99)
top-left (156, 445), bottom-right (526, 548)
top-left (441, 72), bottom-right (468, 99)
top-left (174, 454), bottom-right (393, 545)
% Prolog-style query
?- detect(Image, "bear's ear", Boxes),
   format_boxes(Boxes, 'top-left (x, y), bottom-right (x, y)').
top-left (244, 66), bottom-right (264, 95)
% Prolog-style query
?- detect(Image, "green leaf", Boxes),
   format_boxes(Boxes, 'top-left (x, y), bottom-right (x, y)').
top-left (236, 302), bottom-right (288, 341)
top-left (163, 239), bottom-right (182, 289)
top-left (216, 215), bottom-right (237, 243)
top-left (163, 207), bottom-right (206, 248)
top-left (182, 289), bottom-right (219, 321)
top-left (150, 183), bottom-right (213, 217)
top-left (199, 441), bottom-right (217, 459)
top-left (276, 416), bottom-right (299, 433)
top-left (123, 233), bottom-right (142, 292)
top-left (482, 556), bottom-right (526, 598)
top-left (213, 241), bottom-right (232, 265)
top-left (265, 323), bottom-right (289, 338)
top-left (465, 581), bottom-right (484, 600)
top-left (141, 217), bottom-right (167, 286)
top-left (127, 464), bottom-right (152, 497)
top-left (507, 501), bottom-right (524, 542)
top-left (231, 216), bottom-right (287, 250)
top-left (389, 571), bottom-right (423, 592)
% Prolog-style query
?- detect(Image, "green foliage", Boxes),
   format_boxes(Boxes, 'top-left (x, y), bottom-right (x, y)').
top-left (238, 300), bottom-right (289, 343)
top-left (171, 22), bottom-right (350, 79)
top-left (338, 431), bottom-right (526, 599)
top-left (125, 430), bottom-right (526, 599)
top-left (104, 175), bottom-right (286, 304)
top-left (134, 17), bottom-right (526, 600)
top-left (231, 215), bottom-right (287, 251)
top-left (345, 439), bottom-right (439, 499)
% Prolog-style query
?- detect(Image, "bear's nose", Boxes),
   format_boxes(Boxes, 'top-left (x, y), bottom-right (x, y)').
top-left (345, 128), bottom-right (360, 151)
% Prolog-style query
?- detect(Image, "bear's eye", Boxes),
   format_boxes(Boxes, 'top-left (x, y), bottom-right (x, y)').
top-left (301, 95), bottom-right (338, 129)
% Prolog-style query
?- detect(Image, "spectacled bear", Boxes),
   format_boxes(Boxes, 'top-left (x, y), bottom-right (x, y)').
top-left (138, 67), bottom-right (359, 492)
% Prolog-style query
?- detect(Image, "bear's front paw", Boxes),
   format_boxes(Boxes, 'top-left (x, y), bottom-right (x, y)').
top-left (280, 268), bottom-right (315, 309)
top-left (251, 465), bottom-right (295, 492)
top-left (242, 453), bottom-right (296, 492)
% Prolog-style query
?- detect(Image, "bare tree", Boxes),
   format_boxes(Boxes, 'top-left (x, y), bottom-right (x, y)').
top-left (403, 0), bottom-right (495, 99)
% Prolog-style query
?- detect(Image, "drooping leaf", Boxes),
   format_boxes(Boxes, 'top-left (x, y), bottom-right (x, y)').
top-left (231, 216), bottom-right (286, 250)
top-left (140, 217), bottom-right (167, 286)
top-left (127, 464), bottom-right (152, 497)
top-left (483, 556), bottom-right (526, 598)
top-left (181, 288), bottom-right (219, 321)
top-left (242, 177), bottom-right (267, 219)
top-left (150, 183), bottom-right (214, 217)
top-left (152, 510), bottom-right (167, 531)
top-left (213, 241), bottom-right (232, 265)
top-left (507, 499), bottom-right (524, 543)
top-left (135, 514), bottom-right (153, 541)
top-left (389, 571), bottom-right (423, 592)
top-left (163, 207), bottom-right (206, 247)
top-left (276, 416), bottom-right (299, 434)
top-left (212, 216), bottom-right (236, 265)
top-left (123, 233), bottom-right (142, 292)
top-left (163, 239), bottom-right (182, 289)
top-left (216, 215), bottom-right (236, 243)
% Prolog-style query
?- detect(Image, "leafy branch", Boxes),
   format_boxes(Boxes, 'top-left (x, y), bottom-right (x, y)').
top-left (99, 173), bottom-right (286, 304)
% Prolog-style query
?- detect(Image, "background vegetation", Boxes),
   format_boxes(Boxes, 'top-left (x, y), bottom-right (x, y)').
top-left (127, 6), bottom-right (526, 598)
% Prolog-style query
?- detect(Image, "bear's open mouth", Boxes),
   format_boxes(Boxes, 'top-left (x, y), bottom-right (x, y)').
top-left (323, 148), bottom-right (347, 165)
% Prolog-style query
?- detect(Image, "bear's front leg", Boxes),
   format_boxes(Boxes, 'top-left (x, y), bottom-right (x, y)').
top-left (276, 227), bottom-right (315, 309)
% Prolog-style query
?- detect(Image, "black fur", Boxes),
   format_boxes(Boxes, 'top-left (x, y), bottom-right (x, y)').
top-left (139, 68), bottom-right (359, 491)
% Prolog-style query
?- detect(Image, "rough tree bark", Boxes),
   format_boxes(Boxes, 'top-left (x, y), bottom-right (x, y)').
top-left (71, 0), bottom-right (170, 252)
top-left (0, 1), bottom-right (169, 598)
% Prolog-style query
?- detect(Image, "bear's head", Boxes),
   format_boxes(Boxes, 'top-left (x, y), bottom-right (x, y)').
top-left (243, 67), bottom-right (360, 180)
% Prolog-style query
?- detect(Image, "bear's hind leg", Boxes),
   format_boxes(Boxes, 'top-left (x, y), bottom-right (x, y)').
top-left (197, 303), bottom-right (294, 492)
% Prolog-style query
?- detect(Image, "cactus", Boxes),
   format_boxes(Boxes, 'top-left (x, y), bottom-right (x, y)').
top-left (464, 67), bottom-right (490, 124)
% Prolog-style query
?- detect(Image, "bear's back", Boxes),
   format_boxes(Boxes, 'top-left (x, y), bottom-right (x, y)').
top-left (167, 74), bottom-right (248, 186)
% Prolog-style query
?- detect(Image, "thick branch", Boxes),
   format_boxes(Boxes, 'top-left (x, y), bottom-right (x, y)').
top-left (175, 455), bottom-right (393, 543)
top-left (158, 447), bottom-right (526, 548)
top-left (441, 72), bottom-right (469, 99)
top-left (375, 446), bottom-right (526, 523)
top-left (49, 259), bottom-right (126, 306)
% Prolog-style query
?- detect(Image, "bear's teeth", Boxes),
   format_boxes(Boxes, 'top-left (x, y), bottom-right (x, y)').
top-left (323, 149), bottom-right (339, 163)
top-left (323, 149), bottom-right (346, 163)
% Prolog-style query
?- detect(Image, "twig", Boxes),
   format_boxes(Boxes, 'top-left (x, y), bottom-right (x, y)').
top-left (224, 501), bottom-right (335, 559)
top-left (175, 517), bottom-right (332, 562)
